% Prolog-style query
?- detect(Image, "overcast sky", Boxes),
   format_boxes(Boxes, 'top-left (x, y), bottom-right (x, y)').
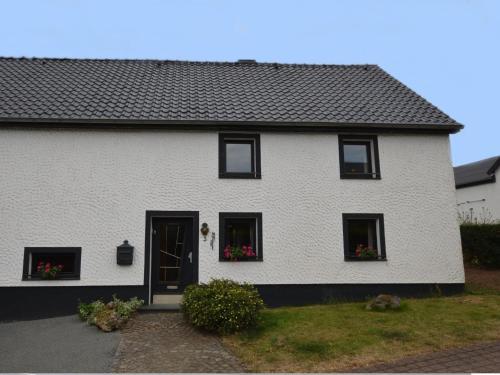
top-left (1, 0), bottom-right (498, 165)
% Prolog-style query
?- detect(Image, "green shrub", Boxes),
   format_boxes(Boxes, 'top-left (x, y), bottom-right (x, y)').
top-left (78, 301), bottom-right (94, 321)
top-left (112, 295), bottom-right (143, 320)
top-left (78, 300), bottom-right (106, 324)
top-left (77, 296), bottom-right (143, 331)
top-left (182, 278), bottom-right (264, 334)
top-left (460, 224), bottom-right (500, 268)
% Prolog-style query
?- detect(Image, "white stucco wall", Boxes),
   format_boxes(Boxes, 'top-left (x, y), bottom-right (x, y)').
top-left (0, 128), bottom-right (464, 287)
top-left (456, 181), bottom-right (500, 222)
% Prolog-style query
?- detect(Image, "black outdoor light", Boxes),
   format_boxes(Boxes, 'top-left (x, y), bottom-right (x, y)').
top-left (200, 223), bottom-right (210, 241)
top-left (117, 240), bottom-right (134, 265)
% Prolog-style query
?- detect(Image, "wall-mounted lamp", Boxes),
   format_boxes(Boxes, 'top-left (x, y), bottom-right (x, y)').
top-left (201, 223), bottom-right (210, 241)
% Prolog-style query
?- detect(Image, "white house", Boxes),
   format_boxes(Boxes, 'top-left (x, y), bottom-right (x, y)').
top-left (455, 156), bottom-right (500, 222)
top-left (0, 58), bottom-right (465, 320)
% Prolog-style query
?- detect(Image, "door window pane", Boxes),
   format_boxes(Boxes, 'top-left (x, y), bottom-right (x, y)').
top-left (226, 142), bottom-right (253, 173)
top-left (159, 223), bottom-right (185, 283)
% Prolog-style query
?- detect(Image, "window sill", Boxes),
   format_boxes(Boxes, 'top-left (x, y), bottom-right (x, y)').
top-left (344, 257), bottom-right (386, 262)
top-left (22, 275), bottom-right (81, 281)
top-left (340, 173), bottom-right (381, 180)
top-left (219, 257), bottom-right (263, 262)
top-left (219, 173), bottom-right (261, 179)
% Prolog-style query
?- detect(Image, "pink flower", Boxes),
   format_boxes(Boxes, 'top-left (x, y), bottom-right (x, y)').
top-left (223, 244), bottom-right (232, 259)
top-left (246, 245), bottom-right (256, 257)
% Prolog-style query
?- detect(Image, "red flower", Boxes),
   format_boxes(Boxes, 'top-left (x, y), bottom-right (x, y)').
top-left (223, 244), bottom-right (232, 259)
top-left (246, 245), bottom-right (255, 257)
top-left (58, 264), bottom-right (63, 270)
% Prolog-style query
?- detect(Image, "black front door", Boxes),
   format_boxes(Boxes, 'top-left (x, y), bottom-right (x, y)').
top-left (152, 218), bottom-right (194, 293)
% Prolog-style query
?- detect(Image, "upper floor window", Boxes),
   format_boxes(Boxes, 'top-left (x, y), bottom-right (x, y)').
top-left (219, 133), bottom-right (261, 179)
top-left (339, 135), bottom-right (380, 179)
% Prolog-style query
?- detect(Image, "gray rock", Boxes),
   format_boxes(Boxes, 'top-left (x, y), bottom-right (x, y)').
top-left (366, 294), bottom-right (401, 310)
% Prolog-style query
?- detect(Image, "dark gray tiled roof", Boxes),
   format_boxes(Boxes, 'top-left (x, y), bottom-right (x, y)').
top-left (0, 57), bottom-right (461, 128)
top-left (454, 156), bottom-right (500, 188)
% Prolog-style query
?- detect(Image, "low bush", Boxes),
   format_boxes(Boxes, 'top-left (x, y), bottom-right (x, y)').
top-left (182, 278), bottom-right (264, 334)
top-left (77, 295), bottom-right (143, 332)
top-left (460, 224), bottom-right (500, 268)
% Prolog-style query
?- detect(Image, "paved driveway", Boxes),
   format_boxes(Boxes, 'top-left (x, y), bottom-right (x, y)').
top-left (0, 315), bottom-right (119, 373)
top-left (354, 341), bottom-right (500, 373)
top-left (113, 312), bottom-right (245, 373)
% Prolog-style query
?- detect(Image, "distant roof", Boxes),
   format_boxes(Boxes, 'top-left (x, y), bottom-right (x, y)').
top-left (0, 57), bottom-right (462, 132)
top-left (454, 156), bottom-right (500, 188)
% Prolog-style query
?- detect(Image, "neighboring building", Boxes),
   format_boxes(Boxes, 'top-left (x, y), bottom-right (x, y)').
top-left (454, 156), bottom-right (500, 222)
top-left (0, 58), bottom-right (465, 320)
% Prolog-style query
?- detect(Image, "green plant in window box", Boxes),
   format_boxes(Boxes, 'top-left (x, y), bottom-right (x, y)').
top-left (355, 244), bottom-right (378, 259)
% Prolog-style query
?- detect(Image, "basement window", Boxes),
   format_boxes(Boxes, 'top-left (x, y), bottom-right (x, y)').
top-left (219, 133), bottom-right (261, 178)
top-left (342, 214), bottom-right (386, 261)
top-left (339, 135), bottom-right (381, 179)
top-left (219, 212), bottom-right (263, 261)
top-left (22, 247), bottom-right (81, 280)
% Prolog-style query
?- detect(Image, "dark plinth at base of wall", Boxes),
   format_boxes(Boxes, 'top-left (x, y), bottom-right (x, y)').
top-left (255, 283), bottom-right (465, 307)
top-left (0, 286), bottom-right (148, 322)
top-left (0, 283), bottom-right (464, 321)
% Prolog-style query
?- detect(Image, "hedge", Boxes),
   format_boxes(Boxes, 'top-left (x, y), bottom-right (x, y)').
top-left (460, 224), bottom-right (500, 268)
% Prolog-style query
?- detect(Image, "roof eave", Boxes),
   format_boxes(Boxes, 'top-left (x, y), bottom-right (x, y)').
top-left (0, 118), bottom-right (464, 134)
top-left (456, 175), bottom-right (496, 189)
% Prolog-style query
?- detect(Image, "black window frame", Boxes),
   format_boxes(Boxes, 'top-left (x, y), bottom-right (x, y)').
top-left (339, 135), bottom-right (381, 179)
top-left (219, 212), bottom-right (263, 261)
top-left (342, 214), bottom-right (386, 261)
top-left (219, 133), bottom-right (261, 179)
top-left (22, 247), bottom-right (82, 280)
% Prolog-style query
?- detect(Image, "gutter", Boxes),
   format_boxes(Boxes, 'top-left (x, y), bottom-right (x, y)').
top-left (0, 118), bottom-right (464, 134)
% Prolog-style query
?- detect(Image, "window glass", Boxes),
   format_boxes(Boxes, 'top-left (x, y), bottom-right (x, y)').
top-left (23, 247), bottom-right (81, 280)
top-left (225, 218), bottom-right (256, 249)
top-left (347, 219), bottom-right (378, 257)
top-left (220, 214), bottom-right (261, 261)
top-left (225, 142), bottom-right (253, 173)
top-left (343, 142), bottom-right (371, 174)
top-left (31, 253), bottom-right (76, 275)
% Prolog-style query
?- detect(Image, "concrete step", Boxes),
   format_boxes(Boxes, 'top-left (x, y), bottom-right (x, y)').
top-left (153, 294), bottom-right (183, 304)
top-left (139, 303), bottom-right (180, 312)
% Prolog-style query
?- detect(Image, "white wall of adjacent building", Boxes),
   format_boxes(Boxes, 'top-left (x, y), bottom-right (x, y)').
top-left (456, 181), bottom-right (500, 222)
top-left (0, 128), bottom-right (464, 287)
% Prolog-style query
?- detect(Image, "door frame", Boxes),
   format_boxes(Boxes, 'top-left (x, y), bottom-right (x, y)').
top-left (144, 210), bottom-right (199, 304)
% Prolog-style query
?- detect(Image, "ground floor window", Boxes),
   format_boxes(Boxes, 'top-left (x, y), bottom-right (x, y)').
top-left (23, 247), bottom-right (81, 280)
top-left (342, 214), bottom-right (386, 260)
top-left (219, 212), bottom-right (263, 261)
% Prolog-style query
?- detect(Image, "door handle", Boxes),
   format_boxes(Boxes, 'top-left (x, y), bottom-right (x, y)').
top-left (188, 251), bottom-right (192, 263)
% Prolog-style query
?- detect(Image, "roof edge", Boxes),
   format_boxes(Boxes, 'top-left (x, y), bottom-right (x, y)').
top-left (487, 157), bottom-right (500, 175)
top-left (456, 175), bottom-right (496, 189)
top-left (0, 118), bottom-right (463, 134)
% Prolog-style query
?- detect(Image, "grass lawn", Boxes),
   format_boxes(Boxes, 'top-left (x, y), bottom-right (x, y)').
top-left (224, 287), bottom-right (500, 372)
